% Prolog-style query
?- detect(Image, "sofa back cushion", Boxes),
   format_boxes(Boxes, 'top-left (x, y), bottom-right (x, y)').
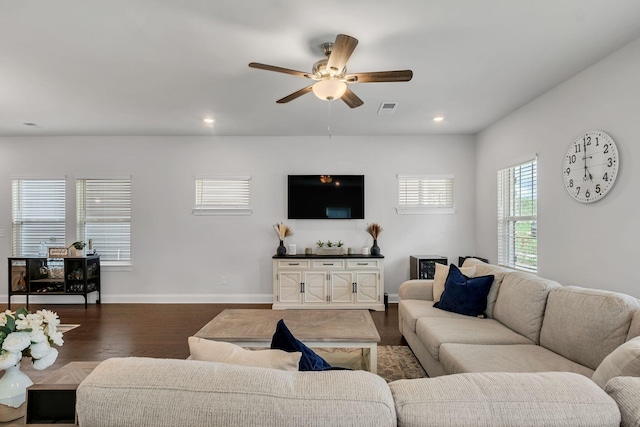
top-left (492, 272), bottom-right (559, 344)
top-left (77, 357), bottom-right (397, 427)
top-left (540, 287), bottom-right (640, 370)
top-left (628, 310), bottom-right (640, 341)
top-left (461, 258), bottom-right (510, 318)
top-left (591, 336), bottom-right (640, 389)
top-left (390, 372), bottom-right (620, 427)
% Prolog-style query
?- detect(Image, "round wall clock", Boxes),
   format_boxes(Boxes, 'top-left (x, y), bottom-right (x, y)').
top-left (563, 130), bottom-right (619, 203)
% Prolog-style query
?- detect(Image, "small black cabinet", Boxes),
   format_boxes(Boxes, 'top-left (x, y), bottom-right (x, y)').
top-left (8, 256), bottom-right (100, 308)
top-left (409, 255), bottom-right (448, 280)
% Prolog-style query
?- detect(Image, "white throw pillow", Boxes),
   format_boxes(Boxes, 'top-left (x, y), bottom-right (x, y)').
top-left (592, 336), bottom-right (640, 389)
top-left (188, 336), bottom-right (301, 371)
top-left (433, 263), bottom-right (476, 303)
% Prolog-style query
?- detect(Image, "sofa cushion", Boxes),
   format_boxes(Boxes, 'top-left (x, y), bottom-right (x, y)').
top-left (434, 265), bottom-right (494, 317)
top-left (628, 310), bottom-right (640, 341)
top-left (77, 357), bottom-right (397, 427)
top-left (188, 336), bottom-right (301, 371)
top-left (592, 336), bottom-right (640, 389)
top-left (605, 377), bottom-right (640, 427)
top-left (540, 286), bottom-right (640, 370)
top-left (433, 263), bottom-right (476, 303)
top-left (271, 319), bottom-right (332, 371)
top-left (399, 299), bottom-right (467, 333)
top-left (390, 372), bottom-right (620, 427)
top-left (492, 271), bottom-right (559, 344)
top-left (439, 343), bottom-right (594, 377)
top-left (415, 316), bottom-right (533, 361)
top-left (461, 258), bottom-right (511, 318)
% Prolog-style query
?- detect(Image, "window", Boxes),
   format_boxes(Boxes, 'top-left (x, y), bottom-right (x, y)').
top-left (11, 178), bottom-right (66, 256)
top-left (397, 174), bottom-right (454, 214)
top-left (193, 176), bottom-right (252, 215)
top-left (77, 178), bottom-right (132, 263)
top-left (497, 159), bottom-right (537, 272)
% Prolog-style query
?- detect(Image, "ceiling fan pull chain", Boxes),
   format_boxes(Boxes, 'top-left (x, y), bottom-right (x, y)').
top-left (327, 101), bottom-right (332, 139)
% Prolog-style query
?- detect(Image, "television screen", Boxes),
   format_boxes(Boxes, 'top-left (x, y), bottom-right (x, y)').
top-left (288, 175), bottom-right (365, 219)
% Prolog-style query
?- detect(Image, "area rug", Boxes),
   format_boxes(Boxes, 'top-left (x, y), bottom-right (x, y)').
top-left (316, 345), bottom-right (427, 382)
top-left (58, 324), bottom-right (80, 333)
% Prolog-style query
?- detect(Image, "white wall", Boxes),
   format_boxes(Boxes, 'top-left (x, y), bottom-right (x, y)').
top-left (475, 37), bottom-right (640, 298)
top-left (0, 135), bottom-right (476, 304)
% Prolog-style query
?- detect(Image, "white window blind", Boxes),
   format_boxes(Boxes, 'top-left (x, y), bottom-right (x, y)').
top-left (497, 159), bottom-right (537, 272)
top-left (12, 178), bottom-right (66, 256)
top-left (397, 174), bottom-right (455, 214)
top-left (77, 178), bottom-right (131, 263)
top-left (193, 176), bottom-right (252, 215)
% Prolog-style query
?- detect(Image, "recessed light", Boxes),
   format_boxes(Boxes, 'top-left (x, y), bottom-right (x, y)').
top-left (203, 117), bottom-right (214, 124)
top-left (433, 116), bottom-right (444, 122)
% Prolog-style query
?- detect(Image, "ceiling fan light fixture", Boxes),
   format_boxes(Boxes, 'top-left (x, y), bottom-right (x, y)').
top-left (312, 79), bottom-right (347, 101)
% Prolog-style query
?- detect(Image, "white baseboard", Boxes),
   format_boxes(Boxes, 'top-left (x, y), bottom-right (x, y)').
top-left (3, 293), bottom-right (398, 305)
top-left (3, 294), bottom-right (273, 305)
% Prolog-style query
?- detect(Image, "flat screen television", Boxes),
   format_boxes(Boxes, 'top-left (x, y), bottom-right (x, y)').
top-left (288, 175), bottom-right (364, 219)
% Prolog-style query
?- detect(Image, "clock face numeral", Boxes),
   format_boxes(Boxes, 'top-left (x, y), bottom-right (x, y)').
top-left (562, 131), bottom-right (619, 204)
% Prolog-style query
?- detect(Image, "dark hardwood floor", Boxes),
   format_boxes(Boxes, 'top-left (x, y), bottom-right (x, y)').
top-left (4, 303), bottom-right (405, 381)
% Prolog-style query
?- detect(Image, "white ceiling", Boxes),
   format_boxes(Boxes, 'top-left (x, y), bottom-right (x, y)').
top-left (2, 0), bottom-right (640, 137)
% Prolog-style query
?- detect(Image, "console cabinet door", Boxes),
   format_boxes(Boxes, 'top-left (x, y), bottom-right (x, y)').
top-left (354, 271), bottom-right (379, 304)
top-left (277, 271), bottom-right (303, 304)
top-left (330, 271), bottom-right (354, 304)
top-left (303, 271), bottom-right (328, 305)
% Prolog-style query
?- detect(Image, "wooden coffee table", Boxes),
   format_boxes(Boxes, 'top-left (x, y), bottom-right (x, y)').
top-left (194, 309), bottom-right (381, 373)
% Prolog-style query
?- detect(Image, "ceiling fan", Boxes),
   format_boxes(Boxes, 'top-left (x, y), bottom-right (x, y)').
top-left (249, 34), bottom-right (413, 108)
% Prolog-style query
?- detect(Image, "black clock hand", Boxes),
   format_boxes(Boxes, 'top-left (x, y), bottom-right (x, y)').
top-left (583, 140), bottom-right (587, 180)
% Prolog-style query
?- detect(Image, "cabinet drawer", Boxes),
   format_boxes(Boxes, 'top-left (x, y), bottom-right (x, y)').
top-left (277, 260), bottom-right (310, 269)
top-left (347, 260), bottom-right (380, 269)
top-left (312, 260), bottom-right (345, 269)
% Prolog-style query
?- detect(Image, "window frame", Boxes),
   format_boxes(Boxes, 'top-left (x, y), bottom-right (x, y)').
top-left (11, 177), bottom-right (67, 257)
top-left (192, 175), bottom-right (253, 216)
top-left (76, 177), bottom-right (132, 266)
top-left (396, 174), bottom-right (455, 214)
top-left (497, 158), bottom-right (537, 272)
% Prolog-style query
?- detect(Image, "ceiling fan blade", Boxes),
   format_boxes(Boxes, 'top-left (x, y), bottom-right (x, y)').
top-left (344, 70), bottom-right (413, 83)
top-left (249, 62), bottom-right (314, 79)
top-left (326, 34), bottom-right (359, 75)
top-left (341, 87), bottom-right (364, 108)
top-left (276, 85), bottom-right (314, 103)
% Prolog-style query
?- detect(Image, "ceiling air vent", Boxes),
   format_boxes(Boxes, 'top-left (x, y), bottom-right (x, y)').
top-left (377, 102), bottom-right (398, 115)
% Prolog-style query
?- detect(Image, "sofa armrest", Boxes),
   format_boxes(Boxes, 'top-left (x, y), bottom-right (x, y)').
top-left (605, 376), bottom-right (640, 427)
top-left (398, 280), bottom-right (434, 301)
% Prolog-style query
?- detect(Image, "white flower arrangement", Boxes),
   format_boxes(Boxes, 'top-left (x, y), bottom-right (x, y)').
top-left (0, 308), bottom-right (64, 371)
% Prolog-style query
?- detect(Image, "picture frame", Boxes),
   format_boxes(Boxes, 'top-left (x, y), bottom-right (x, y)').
top-left (48, 247), bottom-right (69, 257)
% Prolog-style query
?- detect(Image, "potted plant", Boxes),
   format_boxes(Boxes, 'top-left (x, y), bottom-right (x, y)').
top-left (69, 241), bottom-right (86, 257)
top-left (316, 240), bottom-right (345, 256)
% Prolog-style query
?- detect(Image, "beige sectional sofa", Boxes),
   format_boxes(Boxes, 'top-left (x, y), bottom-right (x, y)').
top-left (73, 259), bottom-right (640, 426)
top-left (76, 357), bottom-right (638, 427)
top-left (398, 258), bottom-right (640, 380)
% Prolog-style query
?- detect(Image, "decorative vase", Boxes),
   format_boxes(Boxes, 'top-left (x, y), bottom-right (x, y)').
top-left (276, 240), bottom-right (287, 256)
top-left (0, 362), bottom-right (33, 422)
top-left (370, 239), bottom-right (381, 256)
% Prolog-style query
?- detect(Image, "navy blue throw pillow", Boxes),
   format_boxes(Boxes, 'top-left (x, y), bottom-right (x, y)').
top-left (270, 319), bottom-right (333, 371)
top-left (433, 264), bottom-right (494, 317)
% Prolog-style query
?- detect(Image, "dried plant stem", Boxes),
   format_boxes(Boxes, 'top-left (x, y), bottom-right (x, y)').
top-left (274, 223), bottom-right (292, 240)
top-left (366, 223), bottom-right (383, 239)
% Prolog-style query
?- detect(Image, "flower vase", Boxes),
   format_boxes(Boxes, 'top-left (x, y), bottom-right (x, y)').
top-left (370, 239), bottom-right (381, 255)
top-left (0, 362), bottom-right (33, 422)
top-left (276, 240), bottom-right (287, 256)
